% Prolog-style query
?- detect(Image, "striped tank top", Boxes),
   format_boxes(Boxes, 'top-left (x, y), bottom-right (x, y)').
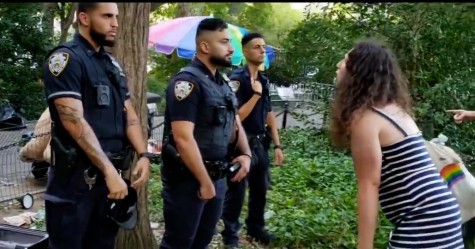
top-left (373, 108), bottom-right (464, 249)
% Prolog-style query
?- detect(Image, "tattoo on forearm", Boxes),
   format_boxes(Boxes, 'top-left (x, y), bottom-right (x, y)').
top-left (55, 103), bottom-right (112, 173)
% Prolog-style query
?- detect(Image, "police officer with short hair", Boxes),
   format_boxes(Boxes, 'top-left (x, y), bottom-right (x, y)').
top-left (42, 3), bottom-right (151, 249)
top-left (159, 18), bottom-right (252, 249)
top-left (221, 32), bottom-right (285, 248)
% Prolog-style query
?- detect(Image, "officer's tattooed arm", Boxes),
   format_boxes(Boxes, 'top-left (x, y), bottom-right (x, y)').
top-left (124, 100), bottom-right (147, 154)
top-left (53, 98), bottom-right (117, 176)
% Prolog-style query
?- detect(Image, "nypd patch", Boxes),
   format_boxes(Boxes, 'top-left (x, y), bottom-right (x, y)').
top-left (174, 81), bottom-right (194, 101)
top-left (228, 80), bottom-right (240, 93)
top-left (48, 52), bottom-right (70, 76)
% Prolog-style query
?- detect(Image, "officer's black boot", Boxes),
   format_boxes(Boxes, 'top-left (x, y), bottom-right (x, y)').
top-left (247, 230), bottom-right (276, 246)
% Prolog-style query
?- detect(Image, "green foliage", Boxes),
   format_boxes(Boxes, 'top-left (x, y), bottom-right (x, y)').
top-left (146, 128), bottom-right (394, 248)
top-left (266, 128), bottom-right (392, 248)
top-left (268, 12), bottom-right (353, 85)
top-left (0, 3), bottom-right (49, 119)
top-left (279, 3), bottom-right (475, 159)
top-left (148, 164), bottom-right (164, 222)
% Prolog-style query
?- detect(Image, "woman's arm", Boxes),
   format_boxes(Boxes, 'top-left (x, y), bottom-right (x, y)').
top-left (350, 114), bottom-right (383, 249)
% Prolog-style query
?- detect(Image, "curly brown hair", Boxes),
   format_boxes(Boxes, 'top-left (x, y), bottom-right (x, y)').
top-left (329, 39), bottom-right (413, 148)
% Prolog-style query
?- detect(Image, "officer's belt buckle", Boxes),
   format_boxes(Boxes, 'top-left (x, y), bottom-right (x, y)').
top-left (107, 152), bottom-right (126, 169)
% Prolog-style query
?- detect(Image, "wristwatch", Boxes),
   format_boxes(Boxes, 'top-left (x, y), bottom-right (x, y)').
top-left (139, 152), bottom-right (154, 160)
top-left (274, 145), bottom-right (283, 151)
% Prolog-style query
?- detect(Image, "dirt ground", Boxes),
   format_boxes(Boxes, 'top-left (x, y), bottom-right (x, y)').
top-left (0, 192), bottom-right (45, 223)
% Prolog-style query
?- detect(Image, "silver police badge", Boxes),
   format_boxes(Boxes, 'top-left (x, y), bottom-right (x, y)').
top-left (48, 52), bottom-right (70, 77)
top-left (106, 53), bottom-right (125, 77)
top-left (174, 81), bottom-right (194, 101)
top-left (228, 80), bottom-right (240, 93)
top-left (222, 73), bottom-right (231, 82)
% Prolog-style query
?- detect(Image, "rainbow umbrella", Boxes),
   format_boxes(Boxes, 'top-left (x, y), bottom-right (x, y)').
top-left (148, 16), bottom-right (277, 69)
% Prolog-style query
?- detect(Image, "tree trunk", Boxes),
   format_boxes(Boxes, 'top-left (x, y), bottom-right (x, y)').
top-left (41, 3), bottom-right (56, 40)
top-left (111, 3), bottom-right (157, 249)
top-left (58, 3), bottom-right (78, 45)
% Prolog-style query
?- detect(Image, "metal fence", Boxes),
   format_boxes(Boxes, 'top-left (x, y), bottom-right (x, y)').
top-left (0, 116), bottom-right (166, 206)
top-left (0, 121), bottom-right (46, 203)
top-left (0, 82), bottom-right (335, 207)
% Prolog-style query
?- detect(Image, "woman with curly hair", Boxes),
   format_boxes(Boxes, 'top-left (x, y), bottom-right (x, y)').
top-left (330, 39), bottom-right (464, 249)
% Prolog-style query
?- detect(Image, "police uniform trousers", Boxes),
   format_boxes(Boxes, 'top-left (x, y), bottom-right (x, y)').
top-left (45, 166), bottom-right (119, 249)
top-left (221, 134), bottom-right (270, 245)
top-left (159, 165), bottom-right (226, 249)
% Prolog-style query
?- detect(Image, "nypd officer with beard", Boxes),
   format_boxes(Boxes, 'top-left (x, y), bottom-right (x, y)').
top-left (160, 18), bottom-right (252, 249)
top-left (42, 3), bottom-right (151, 249)
top-left (221, 33), bottom-right (285, 248)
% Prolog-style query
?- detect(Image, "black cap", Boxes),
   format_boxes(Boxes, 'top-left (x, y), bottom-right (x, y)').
top-left (105, 182), bottom-right (138, 230)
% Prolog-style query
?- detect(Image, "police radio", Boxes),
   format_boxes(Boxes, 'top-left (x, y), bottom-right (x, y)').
top-left (95, 85), bottom-right (110, 106)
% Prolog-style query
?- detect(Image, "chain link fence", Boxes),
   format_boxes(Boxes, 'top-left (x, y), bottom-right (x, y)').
top-left (0, 115), bottom-right (165, 208)
top-left (0, 121), bottom-right (50, 203)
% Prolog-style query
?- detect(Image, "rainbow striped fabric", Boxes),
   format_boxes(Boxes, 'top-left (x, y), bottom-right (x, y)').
top-left (148, 16), bottom-right (277, 69)
top-left (440, 163), bottom-right (466, 188)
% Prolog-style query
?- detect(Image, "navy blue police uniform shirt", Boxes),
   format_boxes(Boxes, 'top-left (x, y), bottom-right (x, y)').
top-left (228, 66), bottom-right (272, 135)
top-left (166, 58), bottom-right (228, 124)
top-left (43, 33), bottom-right (131, 153)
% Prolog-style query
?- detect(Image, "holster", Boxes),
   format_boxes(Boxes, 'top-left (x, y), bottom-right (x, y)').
top-left (263, 126), bottom-right (272, 151)
top-left (247, 134), bottom-right (266, 167)
top-left (50, 135), bottom-right (78, 182)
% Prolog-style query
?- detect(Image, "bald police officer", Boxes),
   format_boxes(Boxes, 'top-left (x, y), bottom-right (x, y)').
top-left (221, 33), bottom-right (285, 248)
top-left (43, 3), bottom-right (151, 249)
top-left (159, 18), bottom-right (252, 249)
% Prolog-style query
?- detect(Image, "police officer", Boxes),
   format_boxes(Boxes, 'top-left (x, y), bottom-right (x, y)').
top-left (221, 32), bottom-right (285, 248)
top-left (42, 3), bottom-right (151, 249)
top-left (159, 18), bottom-right (252, 249)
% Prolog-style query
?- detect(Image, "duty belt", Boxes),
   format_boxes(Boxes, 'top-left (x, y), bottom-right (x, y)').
top-left (105, 151), bottom-right (126, 169)
top-left (83, 152), bottom-right (126, 190)
top-left (247, 133), bottom-right (266, 148)
top-left (203, 160), bottom-right (228, 180)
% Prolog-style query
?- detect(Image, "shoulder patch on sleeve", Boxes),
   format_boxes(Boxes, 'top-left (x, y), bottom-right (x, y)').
top-left (48, 52), bottom-right (70, 76)
top-left (228, 80), bottom-right (240, 93)
top-left (174, 81), bottom-right (194, 101)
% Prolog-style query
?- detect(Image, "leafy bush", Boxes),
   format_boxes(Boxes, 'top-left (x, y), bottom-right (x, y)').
top-left (148, 165), bottom-right (164, 222)
top-left (414, 71), bottom-right (475, 166)
top-left (265, 128), bottom-right (392, 248)
top-left (277, 3), bottom-right (475, 167)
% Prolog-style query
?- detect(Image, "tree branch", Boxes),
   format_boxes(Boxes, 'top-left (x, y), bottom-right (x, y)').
top-left (59, 3), bottom-right (78, 45)
top-left (65, 3), bottom-right (78, 30)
